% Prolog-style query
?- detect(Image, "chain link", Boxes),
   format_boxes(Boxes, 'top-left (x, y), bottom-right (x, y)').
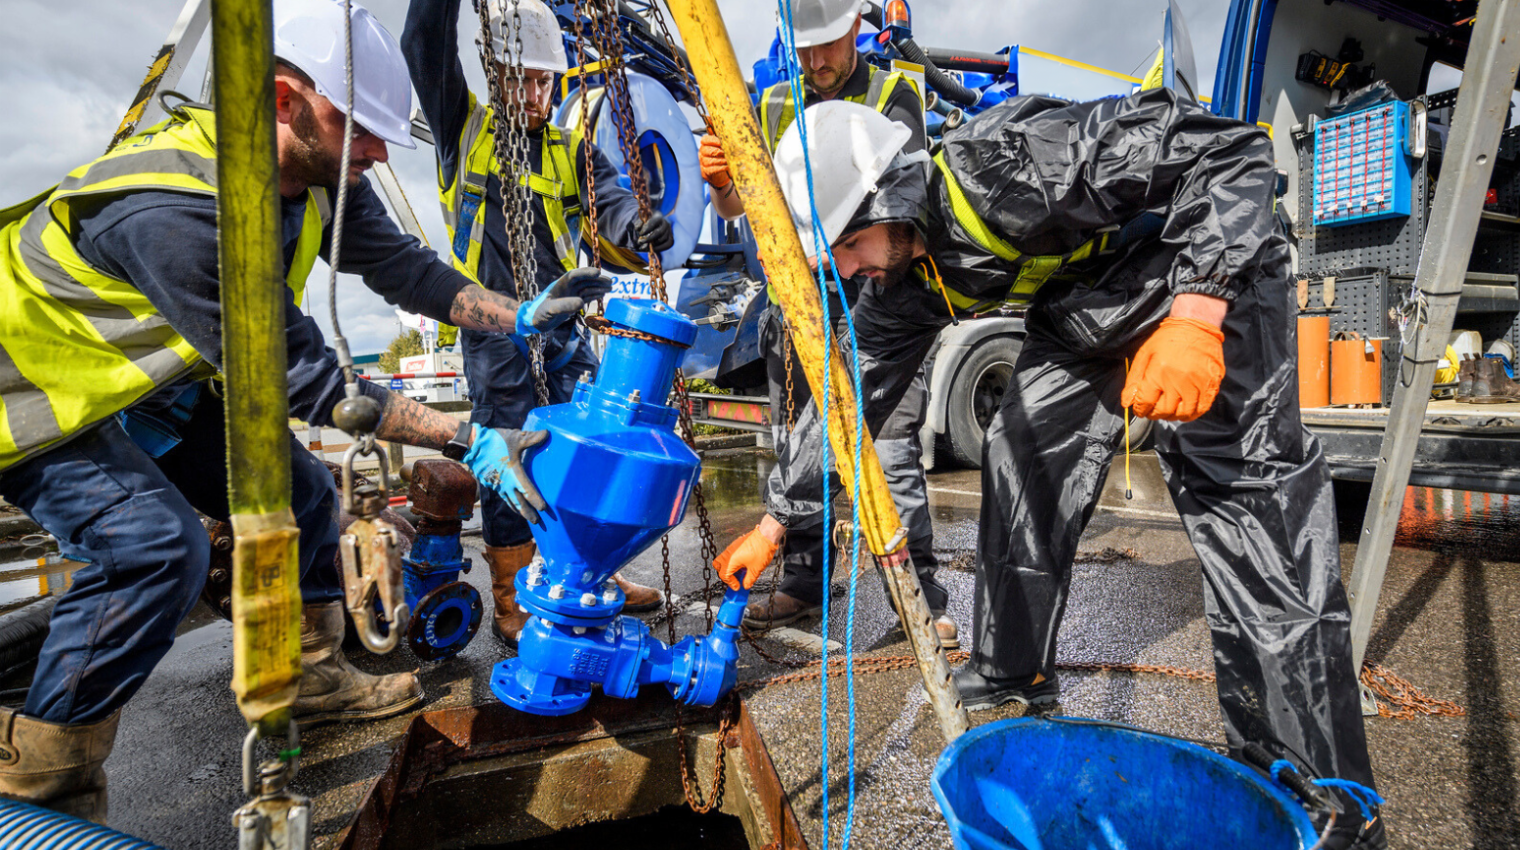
top-left (476, 0), bottom-right (550, 406)
top-left (567, 1), bottom-right (601, 272)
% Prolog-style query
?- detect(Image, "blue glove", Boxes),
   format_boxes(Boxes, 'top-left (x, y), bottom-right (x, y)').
top-left (462, 424), bottom-right (549, 523)
top-left (514, 267), bottom-right (615, 336)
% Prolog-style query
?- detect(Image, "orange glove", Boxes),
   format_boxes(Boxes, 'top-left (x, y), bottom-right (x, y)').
top-left (715, 526), bottom-right (778, 590)
top-left (1121, 317), bottom-right (1226, 422)
top-left (700, 133), bottom-right (732, 190)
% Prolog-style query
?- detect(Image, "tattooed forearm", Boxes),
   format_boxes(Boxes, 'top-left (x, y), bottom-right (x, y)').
top-left (448, 284), bottom-right (522, 332)
top-left (375, 392), bottom-right (465, 451)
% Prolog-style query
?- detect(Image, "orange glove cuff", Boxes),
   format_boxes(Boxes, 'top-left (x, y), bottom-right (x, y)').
top-left (1121, 317), bottom-right (1226, 422)
top-left (715, 526), bottom-right (778, 590)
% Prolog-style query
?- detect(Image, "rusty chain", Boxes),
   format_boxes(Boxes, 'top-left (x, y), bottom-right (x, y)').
top-left (572, 0), bottom-right (725, 807)
top-left (733, 644), bottom-right (1464, 720)
top-left (675, 694), bottom-right (736, 814)
top-left (475, 0), bottom-right (550, 406)
top-left (567, 2), bottom-right (601, 271)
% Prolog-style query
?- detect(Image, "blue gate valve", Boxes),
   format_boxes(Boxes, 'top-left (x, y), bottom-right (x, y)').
top-left (399, 458), bottom-right (483, 661)
top-left (490, 298), bottom-right (746, 716)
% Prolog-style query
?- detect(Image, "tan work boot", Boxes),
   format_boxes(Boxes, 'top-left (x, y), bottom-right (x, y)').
top-left (614, 572), bottom-right (665, 614)
top-left (0, 707), bottom-right (118, 823)
top-left (295, 602), bottom-right (423, 726)
top-left (484, 543), bottom-right (536, 649)
top-left (742, 591), bottom-right (822, 630)
top-left (933, 614), bottom-right (961, 650)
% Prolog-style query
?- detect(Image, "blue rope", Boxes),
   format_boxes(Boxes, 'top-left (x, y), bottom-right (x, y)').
top-left (1268, 759), bottom-right (1386, 823)
top-left (774, 8), bottom-right (869, 847)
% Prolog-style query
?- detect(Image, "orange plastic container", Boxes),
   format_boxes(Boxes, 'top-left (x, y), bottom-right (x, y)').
top-left (1330, 332), bottom-right (1382, 405)
top-left (1297, 316), bottom-right (1331, 407)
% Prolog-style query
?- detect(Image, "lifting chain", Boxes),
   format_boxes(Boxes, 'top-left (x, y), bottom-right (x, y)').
top-left (567, 0), bottom-right (601, 272)
top-left (573, 0), bottom-right (724, 809)
top-left (734, 646), bottom-right (1467, 720)
top-left (476, 0), bottom-right (550, 406)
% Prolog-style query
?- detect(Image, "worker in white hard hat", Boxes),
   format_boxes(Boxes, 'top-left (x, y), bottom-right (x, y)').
top-left (0, 0), bottom-right (603, 821)
top-left (716, 96), bottom-right (1385, 850)
top-left (403, 0), bottom-right (674, 652)
top-left (697, 0), bottom-right (951, 647)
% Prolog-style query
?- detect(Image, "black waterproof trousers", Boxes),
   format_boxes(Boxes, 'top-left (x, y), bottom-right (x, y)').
top-left (974, 252), bottom-right (1375, 787)
top-left (760, 302), bottom-right (946, 612)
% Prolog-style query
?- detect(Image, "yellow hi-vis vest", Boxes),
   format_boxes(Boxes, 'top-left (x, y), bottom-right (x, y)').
top-left (930, 150), bottom-right (1126, 314)
top-left (0, 104), bottom-right (328, 471)
top-left (758, 65), bottom-right (919, 154)
top-left (759, 65), bottom-right (921, 304)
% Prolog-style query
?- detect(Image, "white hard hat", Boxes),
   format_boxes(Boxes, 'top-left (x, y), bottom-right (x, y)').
top-left (274, 0), bottom-right (416, 149)
top-left (778, 0), bottom-right (865, 49)
top-left (773, 101), bottom-right (911, 258)
top-left (479, 0), bottom-right (570, 74)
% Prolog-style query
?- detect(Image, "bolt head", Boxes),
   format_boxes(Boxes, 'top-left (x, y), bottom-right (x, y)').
top-left (580, 592), bottom-right (598, 607)
top-left (548, 584), bottom-right (565, 600)
top-left (573, 627), bottom-right (586, 635)
top-left (602, 589), bottom-right (618, 603)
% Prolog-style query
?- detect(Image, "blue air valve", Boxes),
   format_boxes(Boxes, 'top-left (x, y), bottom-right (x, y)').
top-left (490, 298), bottom-right (748, 716)
top-left (399, 459), bottom-right (483, 661)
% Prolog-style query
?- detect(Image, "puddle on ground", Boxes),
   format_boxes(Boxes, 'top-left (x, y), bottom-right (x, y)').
top-left (696, 449), bottom-right (773, 511)
top-left (471, 805), bottom-right (749, 850)
top-left (1392, 486), bottom-right (1520, 560)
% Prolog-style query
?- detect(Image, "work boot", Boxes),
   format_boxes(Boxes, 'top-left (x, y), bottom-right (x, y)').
top-left (613, 572), bottom-right (665, 614)
top-left (951, 667), bottom-right (1060, 711)
top-left (934, 613), bottom-right (960, 650)
top-left (484, 543), bottom-right (536, 649)
top-left (295, 602), bottom-right (423, 726)
top-left (1470, 357), bottom-right (1520, 403)
top-left (1456, 355), bottom-right (1476, 402)
top-left (742, 591), bottom-right (822, 630)
top-left (0, 707), bottom-right (118, 824)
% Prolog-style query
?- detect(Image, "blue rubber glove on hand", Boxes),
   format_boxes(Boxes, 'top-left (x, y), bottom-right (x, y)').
top-left (462, 424), bottom-right (549, 523)
top-left (514, 267), bottom-right (615, 336)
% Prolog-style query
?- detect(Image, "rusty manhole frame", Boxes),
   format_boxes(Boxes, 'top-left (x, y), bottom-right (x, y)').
top-left (338, 692), bottom-right (806, 850)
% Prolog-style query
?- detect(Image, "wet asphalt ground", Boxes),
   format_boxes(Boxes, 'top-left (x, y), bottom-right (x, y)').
top-left (74, 447), bottom-right (1520, 848)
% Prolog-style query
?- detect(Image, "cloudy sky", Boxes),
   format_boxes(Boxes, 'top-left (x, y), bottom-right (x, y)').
top-left (0, 0), bottom-right (1228, 356)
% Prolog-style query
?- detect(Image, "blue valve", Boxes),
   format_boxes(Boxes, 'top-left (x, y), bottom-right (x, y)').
top-left (488, 299), bottom-right (746, 716)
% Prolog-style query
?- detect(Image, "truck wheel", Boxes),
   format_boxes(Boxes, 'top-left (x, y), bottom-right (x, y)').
top-left (944, 335), bottom-right (1021, 469)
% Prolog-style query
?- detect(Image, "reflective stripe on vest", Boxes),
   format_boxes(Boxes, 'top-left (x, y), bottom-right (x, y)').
top-left (440, 93), bottom-right (586, 283)
top-left (759, 65), bottom-right (917, 153)
top-left (931, 150), bottom-right (1114, 311)
top-left (760, 66), bottom-right (921, 304)
top-left (0, 105), bottom-right (327, 470)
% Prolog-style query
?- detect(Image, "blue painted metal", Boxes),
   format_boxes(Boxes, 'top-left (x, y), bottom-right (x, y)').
top-left (400, 462), bottom-right (482, 661)
top-left (491, 298), bottom-right (749, 715)
top-left (931, 717), bottom-right (1318, 850)
top-left (1210, 0), bottom-right (1278, 122)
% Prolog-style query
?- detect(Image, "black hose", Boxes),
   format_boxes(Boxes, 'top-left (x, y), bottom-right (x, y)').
top-left (0, 596), bottom-right (54, 677)
top-left (893, 37), bottom-right (979, 107)
top-left (922, 47), bottom-right (1013, 75)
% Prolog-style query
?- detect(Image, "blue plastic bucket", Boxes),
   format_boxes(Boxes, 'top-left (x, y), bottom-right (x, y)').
top-left (931, 718), bottom-right (1317, 850)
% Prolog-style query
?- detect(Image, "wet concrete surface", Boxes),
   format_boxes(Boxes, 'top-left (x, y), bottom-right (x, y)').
top-left (84, 448), bottom-right (1520, 848)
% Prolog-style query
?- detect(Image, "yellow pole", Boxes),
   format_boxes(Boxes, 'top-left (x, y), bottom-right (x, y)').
top-left (665, 0), bottom-right (902, 557)
top-left (665, 0), bottom-right (968, 742)
top-left (213, 0), bottom-right (303, 739)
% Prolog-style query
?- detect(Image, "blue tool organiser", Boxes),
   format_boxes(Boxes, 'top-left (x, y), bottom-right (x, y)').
top-left (1312, 100), bottom-right (1415, 227)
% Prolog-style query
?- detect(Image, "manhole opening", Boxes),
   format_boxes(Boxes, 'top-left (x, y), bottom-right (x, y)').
top-left (471, 803), bottom-right (747, 850)
top-left (340, 692), bottom-right (806, 850)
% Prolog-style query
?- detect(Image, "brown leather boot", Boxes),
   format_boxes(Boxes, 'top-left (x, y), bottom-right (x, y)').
top-left (0, 707), bottom-right (118, 823)
top-left (613, 572), bottom-right (665, 614)
top-left (484, 543), bottom-right (536, 648)
top-left (933, 614), bottom-right (961, 650)
top-left (295, 602), bottom-right (423, 726)
top-left (742, 591), bottom-right (822, 630)
top-left (1470, 357), bottom-right (1520, 403)
top-left (1456, 355), bottom-right (1476, 402)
